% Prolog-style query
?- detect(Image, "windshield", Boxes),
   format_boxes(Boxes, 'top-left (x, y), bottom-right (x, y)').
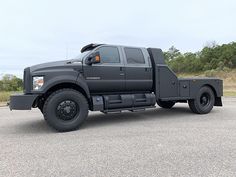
top-left (74, 51), bottom-right (91, 60)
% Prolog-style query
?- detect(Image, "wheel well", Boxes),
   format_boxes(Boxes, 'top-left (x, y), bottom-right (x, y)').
top-left (36, 83), bottom-right (91, 109)
top-left (203, 84), bottom-right (217, 98)
top-left (202, 84), bottom-right (222, 106)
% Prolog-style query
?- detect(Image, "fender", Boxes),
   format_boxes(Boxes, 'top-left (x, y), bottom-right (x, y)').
top-left (76, 73), bottom-right (91, 98)
top-left (189, 79), bottom-right (223, 98)
top-left (32, 73), bottom-right (90, 99)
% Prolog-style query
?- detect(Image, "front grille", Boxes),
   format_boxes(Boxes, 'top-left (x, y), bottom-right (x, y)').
top-left (23, 69), bottom-right (26, 92)
top-left (23, 67), bottom-right (31, 93)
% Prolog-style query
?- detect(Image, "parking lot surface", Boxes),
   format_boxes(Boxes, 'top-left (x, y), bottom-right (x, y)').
top-left (0, 97), bottom-right (236, 177)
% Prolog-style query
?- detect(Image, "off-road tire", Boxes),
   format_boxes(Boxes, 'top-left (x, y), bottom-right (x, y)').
top-left (188, 86), bottom-right (215, 114)
top-left (43, 89), bottom-right (88, 132)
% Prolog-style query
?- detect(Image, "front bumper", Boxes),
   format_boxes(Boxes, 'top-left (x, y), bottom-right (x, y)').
top-left (9, 94), bottom-right (38, 110)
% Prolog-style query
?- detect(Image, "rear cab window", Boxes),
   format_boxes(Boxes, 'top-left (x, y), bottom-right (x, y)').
top-left (124, 47), bottom-right (145, 64)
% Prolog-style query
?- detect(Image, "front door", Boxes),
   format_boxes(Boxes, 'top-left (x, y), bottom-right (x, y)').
top-left (83, 46), bottom-right (125, 93)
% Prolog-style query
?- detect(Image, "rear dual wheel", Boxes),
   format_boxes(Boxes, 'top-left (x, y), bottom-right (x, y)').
top-left (188, 86), bottom-right (215, 114)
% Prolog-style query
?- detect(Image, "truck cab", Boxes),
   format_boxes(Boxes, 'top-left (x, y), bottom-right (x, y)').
top-left (10, 44), bottom-right (223, 132)
top-left (83, 44), bottom-right (153, 93)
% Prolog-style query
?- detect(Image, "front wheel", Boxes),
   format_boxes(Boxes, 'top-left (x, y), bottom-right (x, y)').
top-left (188, 86), bottom-right (215, 114)
top-left (43, 89), bottom-right (88, 132)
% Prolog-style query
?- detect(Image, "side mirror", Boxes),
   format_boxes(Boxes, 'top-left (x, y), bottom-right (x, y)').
top-left (86, 51), bottom-right (101, 65)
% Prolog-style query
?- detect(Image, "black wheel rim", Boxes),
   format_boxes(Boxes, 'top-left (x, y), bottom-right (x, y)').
top-left (200, 93), bottom-right (210, 107)
top-left (56, 100), bottom-right (79, 121)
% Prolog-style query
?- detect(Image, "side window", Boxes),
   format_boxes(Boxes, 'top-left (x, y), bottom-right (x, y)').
top-left (97, 46), bottom-right (120, 63)
top-left (124, 48), bottom-right (145, 64)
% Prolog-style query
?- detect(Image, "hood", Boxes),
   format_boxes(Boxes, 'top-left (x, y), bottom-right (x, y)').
top-left (30, 59), bottom-right (82, 73)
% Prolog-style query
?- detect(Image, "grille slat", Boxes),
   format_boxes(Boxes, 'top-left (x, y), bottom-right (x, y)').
top-left (23, 70), bottom-right (26, 92)
top-left (23, 67), bottom-right (31, 93)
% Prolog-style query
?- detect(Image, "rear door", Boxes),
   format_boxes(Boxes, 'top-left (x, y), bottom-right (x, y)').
top-left (122, 47), bottom-right (153, 92)
top-left (83, 46), bottom-right (125, 93)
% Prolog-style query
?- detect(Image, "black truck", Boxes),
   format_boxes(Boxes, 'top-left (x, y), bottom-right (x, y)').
top-left (10, 44), bottom-right (223, 131)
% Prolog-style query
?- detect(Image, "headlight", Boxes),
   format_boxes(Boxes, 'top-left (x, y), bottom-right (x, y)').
top-left (33, 76), bottom-right (44, 90)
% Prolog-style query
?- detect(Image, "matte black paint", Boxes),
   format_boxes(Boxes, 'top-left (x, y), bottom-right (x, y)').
top-left (10, 94), bottom-right (38, 110)
top-left (9, 44), bottom-right (223, 111)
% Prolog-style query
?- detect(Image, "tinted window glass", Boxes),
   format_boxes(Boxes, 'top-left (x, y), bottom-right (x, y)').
top-left (124, 48), bottom-right (145, 64)
top-left (98, 46), bottom-right (120, 63)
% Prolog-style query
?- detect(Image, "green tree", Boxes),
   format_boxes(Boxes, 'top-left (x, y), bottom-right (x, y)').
top-left (164, 46), bottom-right (181, 62)
top-left (0, 74), bottom-right (23, 91)
top-left (167, 41), bottom-right (236, 73)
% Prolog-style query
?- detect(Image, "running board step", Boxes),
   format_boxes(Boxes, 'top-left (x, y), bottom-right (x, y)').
top-left (101, 106), bottom-right (156, 114)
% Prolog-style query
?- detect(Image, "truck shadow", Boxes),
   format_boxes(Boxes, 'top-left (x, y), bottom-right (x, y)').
top-left (13, 106), bottom-right (196, 134)
top-left (12, 119), bottom-right (55, 134)
top-left (81, 106), bottom-right (193, 130)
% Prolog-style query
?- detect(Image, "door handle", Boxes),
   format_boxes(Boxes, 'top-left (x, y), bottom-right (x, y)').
top-left (120, 73), bottom-right (125, 76)
top-left (120, 67), bottom-right (124, 71)
top-left (145, 68), bottom-right (151, 72)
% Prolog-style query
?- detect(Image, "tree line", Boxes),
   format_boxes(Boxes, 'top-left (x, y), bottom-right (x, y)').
top-left (164, 42), bottom-right (236, 73)
top-left (0, 74), bottom-right (23, 92)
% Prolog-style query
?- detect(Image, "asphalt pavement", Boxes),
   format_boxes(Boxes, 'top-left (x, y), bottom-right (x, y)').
top-left (0, 97), bottom-right (236, 177)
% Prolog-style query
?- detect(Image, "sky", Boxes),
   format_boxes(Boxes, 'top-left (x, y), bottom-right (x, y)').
top-left (0, 0), bottom-right (235, 78)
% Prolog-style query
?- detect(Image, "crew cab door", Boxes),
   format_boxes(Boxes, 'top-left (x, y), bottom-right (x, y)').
top-left (83, 46), bottom-right (125, 93)
top-left (123, 47), bottom-right (153, 91)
